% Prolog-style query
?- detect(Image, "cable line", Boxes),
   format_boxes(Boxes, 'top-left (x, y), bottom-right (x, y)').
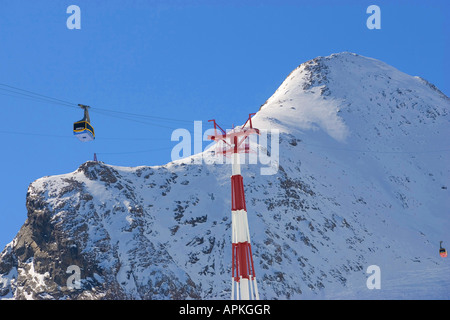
top-left (96, 146), bottom-right (174, 155)
top-left (0, 83), bottom-right (78, 108)
top-left (91, 106), bottom-right (195, 125)
top-left (90, 108), bottom-right (182, 130)
top-left (0, 83), bottom-right (207, 126)
top-left (0, 129), bottom-right (168, 141)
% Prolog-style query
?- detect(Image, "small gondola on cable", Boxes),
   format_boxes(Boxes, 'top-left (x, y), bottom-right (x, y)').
top-left (440, 241), bottom-right (447, 258)
top-left (73, 104), bottom-right (95, 142)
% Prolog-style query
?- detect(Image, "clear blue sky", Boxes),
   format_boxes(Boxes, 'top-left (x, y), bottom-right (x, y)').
top-left (0, 0), bottom-right (448, 249)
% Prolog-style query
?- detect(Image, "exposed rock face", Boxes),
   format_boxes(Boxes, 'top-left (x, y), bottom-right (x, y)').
top-left (1, 53), bottom-right (449, 299)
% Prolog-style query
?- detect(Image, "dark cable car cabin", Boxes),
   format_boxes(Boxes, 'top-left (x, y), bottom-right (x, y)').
top-left (440, 241), bottom-right (447, 258)
top-left (74, 104), bottom-right (95, 142)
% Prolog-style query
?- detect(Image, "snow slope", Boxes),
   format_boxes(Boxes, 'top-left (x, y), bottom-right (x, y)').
top-left (1, 52), bottom-right (449, 299)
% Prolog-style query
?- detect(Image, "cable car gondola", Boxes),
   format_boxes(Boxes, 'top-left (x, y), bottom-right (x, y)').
top-left (440, 241), bottom-right (447, 258)
top-left (73, 104), bottom-right (95, 142)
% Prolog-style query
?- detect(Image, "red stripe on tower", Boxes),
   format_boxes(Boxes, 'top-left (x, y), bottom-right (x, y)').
top-left (231, 175), bottom-right (246, 211)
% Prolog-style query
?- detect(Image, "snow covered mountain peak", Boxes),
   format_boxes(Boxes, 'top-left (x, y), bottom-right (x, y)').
top-left (1, 53), bottom-right (449, 300)
top-left (254, 52), bottom-right (448, 147)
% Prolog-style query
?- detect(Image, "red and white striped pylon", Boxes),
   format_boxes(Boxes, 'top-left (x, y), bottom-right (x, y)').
top-left (208, 114), bottom-right (260, 300)
top-left (230, 151), bottom-right (259, 300)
